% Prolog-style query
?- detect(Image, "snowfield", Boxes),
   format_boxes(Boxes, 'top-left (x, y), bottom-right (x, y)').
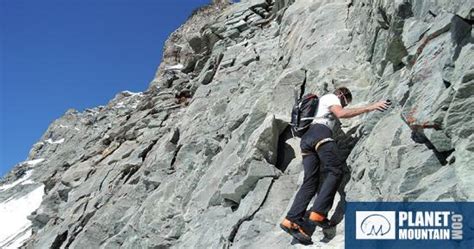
top-left (0, 185), bottom-right (44, 248)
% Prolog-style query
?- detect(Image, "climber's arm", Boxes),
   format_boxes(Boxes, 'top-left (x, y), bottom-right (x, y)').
top-left (330, 101), bottom-right (389, 119)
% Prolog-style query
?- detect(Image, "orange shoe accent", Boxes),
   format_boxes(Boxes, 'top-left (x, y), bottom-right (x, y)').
top-left (309, 212), bottom-right (326, 222)
top-left (280, 218), bottom-right (298, 230)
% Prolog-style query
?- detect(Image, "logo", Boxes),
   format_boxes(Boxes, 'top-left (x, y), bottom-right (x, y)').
top-left (346, 202), bottom-right (473, 249)
top-left (356, 211), bottom-right (396, 239)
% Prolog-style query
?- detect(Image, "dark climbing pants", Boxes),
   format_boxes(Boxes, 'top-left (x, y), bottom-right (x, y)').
top-left (286, 124), bottom-right (344, 221)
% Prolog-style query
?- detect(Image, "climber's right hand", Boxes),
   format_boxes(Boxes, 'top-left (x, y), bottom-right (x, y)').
top-left (370, 100), bottom-right (390, 112)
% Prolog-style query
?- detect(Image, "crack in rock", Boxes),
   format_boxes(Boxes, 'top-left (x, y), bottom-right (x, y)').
top-left (226, 177), bottom-right (274, 246)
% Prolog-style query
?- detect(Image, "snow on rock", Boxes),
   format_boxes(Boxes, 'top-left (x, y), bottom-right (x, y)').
top-left (4, 228), bottom-right (31, 249)
top-left (130, 100), bottom-right (141, 109)
top-left (114, 91), bottom-right (143, 109)
top-left (165, 64), bottom-right (184, 71)
top-left (0, 159), bottom-right (43, 191)
top-left (45, 138), bottom-right (65, 144)
top-left (0, 171), bottom-right (34, 191)
top-left (122, 90), bottom-right (142, 96)
top-left (0, 185), bottom-right (44, 248)
top-left (84, 108), bottom-right (100, 116)
top-left (115, 102), bottom-right (126, 109)
top-left (24, 158), bottom-right (45, 167)
top-left (20, 180), bottom-right (35, 185)
top-left (58, 125), bottom-right (69, 129)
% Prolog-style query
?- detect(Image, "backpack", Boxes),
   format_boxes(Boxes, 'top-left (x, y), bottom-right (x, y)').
top-left (289, 69), bottom-right (319, 137)
top-left (290, 93), bottom-right (319, 137)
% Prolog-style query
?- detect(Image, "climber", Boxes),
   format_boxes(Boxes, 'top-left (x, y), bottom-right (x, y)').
top-left (280, 87), bottom-right (390, 244)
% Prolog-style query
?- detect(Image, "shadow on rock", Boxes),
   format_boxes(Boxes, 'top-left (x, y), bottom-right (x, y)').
top-left (276, 126), bottom-right (296, 172)
top-left (321, 124), bottom-right (361, 243)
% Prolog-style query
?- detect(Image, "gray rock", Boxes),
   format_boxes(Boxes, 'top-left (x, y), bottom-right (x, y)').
top-left (197, 53), bottom-right (224, 85)
top-left (2, 0), bottom-right (473, 248)
top-left (188, 35), bottom-right (203, 54)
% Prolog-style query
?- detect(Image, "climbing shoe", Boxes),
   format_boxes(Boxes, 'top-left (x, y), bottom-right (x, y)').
top-left (309, 211), bottom-right (331, 229)
top-left (290, 230), bottom-right (313, 245)
top-left (279, 218), bottom-right (313, 245)
top-left (280, 218), bottom-right (297, 234)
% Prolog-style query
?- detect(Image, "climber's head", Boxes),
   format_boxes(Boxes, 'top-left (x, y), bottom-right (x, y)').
top-left (334, 87), bottom-right (352, 107)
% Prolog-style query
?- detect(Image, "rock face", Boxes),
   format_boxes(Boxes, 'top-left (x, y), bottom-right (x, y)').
top-left (1, 0), bottom-right (473, 248)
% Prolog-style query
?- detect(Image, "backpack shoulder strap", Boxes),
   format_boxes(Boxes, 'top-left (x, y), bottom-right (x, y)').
top-left (299, 69), bottom-right (307, 100)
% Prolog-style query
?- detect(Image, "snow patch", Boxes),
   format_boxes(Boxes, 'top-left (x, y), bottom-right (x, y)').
top-left (1, 228), bottom-right (30, 249)
top-left (58, 124), bottom-right (69, 129)
top-left (0, 171), bottom-right (34, 191)
top-left (115, 91), bottom-right (143, 109)
top-left (24, 158), bottom-right (45, 166)
top-left (115, 102), bottom-right (126, 109)
top-left (165, 64), bottom-right (184, 71)
top-left (130, 100), bottom-right (141, 109)
top-left (74, 127), bottom-right (81, 131)
top-left (122, 90), bottom-right (142, 96)
top-left (45, 138), bottom-right (65, 144)
top-left (0, 185), bottom-right (44, 248)
top-left (21, 180), bottom-right (35, 185)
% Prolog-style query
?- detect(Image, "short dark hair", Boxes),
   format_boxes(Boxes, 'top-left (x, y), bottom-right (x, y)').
top-left (334, 87), bottom-right (352, 103)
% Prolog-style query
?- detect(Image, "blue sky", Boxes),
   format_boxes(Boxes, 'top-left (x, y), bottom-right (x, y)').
top-left (0, 0), bottom-right (213, 176)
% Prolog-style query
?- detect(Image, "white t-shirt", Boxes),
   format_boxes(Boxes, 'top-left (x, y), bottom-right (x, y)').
top-left (313, 93), bottom-right (342, 130)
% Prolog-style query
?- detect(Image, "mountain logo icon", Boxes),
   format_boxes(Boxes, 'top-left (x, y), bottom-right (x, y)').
top-left (356, 211), bottom-right (396, 239)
